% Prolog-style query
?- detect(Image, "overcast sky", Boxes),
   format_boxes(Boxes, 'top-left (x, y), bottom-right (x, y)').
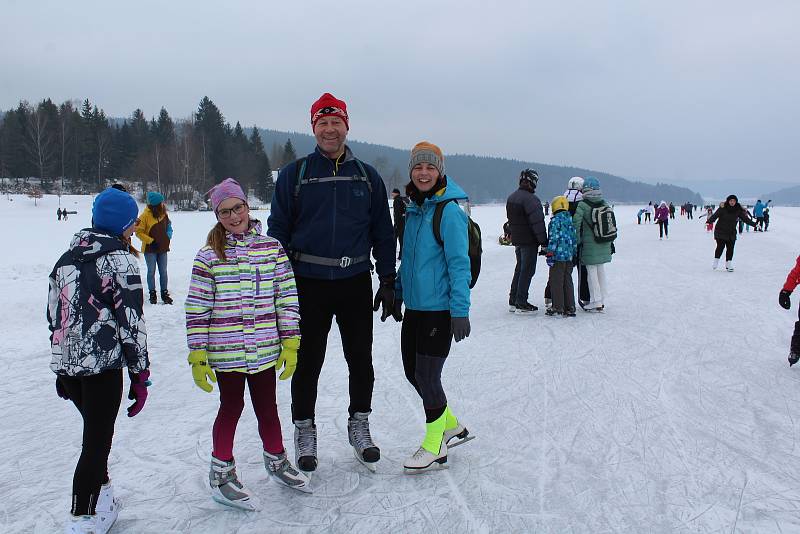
top-left (2, 0), bottom-right (797, 183)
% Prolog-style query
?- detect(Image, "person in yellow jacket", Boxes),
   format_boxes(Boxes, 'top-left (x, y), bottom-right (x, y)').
top-left (135, 192), bottom-right (173, 304)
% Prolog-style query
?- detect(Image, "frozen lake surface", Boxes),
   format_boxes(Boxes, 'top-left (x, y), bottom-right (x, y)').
top-left (2, 194), bottom-right (800, 533)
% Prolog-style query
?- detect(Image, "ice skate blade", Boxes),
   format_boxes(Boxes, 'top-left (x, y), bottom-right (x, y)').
top-left (353, 449), bottom-right (378, 472)
top-left (211, 491), bottom-right (259, 511)
top-left (446, 435), bottom-right (475, 449)
top-left (508, 306), bottom-right (516, 313)
top-left (271, 476), bottom-right (313, 494)
top-left (404, 457), bottom-right (449, 474)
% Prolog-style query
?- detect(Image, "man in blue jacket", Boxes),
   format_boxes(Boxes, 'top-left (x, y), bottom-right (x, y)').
top-left (267, 93), bottom-right (396, 475)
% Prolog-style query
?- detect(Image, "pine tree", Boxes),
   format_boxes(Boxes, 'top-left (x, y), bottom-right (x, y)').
top-left (283, 138), bottom-right (297, 166)
top-left (251, 127), bottom-right (273, 202)
top-left (195, 97), bottom-right (226, 182)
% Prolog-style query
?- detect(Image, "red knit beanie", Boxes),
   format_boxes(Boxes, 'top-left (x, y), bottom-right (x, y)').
top-left (310, 93), bottom-right (349, 130)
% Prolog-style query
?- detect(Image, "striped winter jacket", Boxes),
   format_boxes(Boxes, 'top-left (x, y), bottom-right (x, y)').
top-left (185, 221), bottom-right (300, 373)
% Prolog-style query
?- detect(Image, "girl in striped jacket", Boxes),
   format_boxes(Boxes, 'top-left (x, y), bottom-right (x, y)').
top-left (185, 178), bottom-right (310, 508)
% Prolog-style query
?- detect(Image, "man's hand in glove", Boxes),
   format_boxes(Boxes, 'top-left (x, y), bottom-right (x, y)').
top-left (373, 275), bottom-right (399, 322)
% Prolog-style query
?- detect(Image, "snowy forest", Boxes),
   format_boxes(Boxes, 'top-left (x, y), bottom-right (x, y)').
top-left (0, 96), bottom-right (286, 205)
top-left (0, 96), bottom-right (704, 205)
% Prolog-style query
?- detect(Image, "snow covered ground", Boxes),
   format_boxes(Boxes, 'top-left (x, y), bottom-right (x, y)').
top-left (3, 193), bottom-right (800, 533)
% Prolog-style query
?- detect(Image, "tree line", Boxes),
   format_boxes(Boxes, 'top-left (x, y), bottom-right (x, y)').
top-left (0, 96), bottom-right (302, 204)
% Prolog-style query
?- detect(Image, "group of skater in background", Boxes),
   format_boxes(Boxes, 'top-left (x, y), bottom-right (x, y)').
top-left (503, 172), bottom-right (615, 315)
top-left (48, 93), bottom-right (475, 533)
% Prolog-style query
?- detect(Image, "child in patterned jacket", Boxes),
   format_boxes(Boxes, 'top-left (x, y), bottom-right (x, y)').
top-left (545, 196), bottom-right (578, 317)
top-left (49, 187), bottom-right (150, 534)
top-left (185, 178), bottom-right (310, 509)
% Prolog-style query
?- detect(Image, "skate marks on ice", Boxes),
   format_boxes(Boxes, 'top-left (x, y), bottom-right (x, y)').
top-left (6, 201), bottom-right (800, 532)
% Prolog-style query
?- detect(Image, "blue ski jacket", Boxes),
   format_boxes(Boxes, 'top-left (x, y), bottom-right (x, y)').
top-left (397, 178), bottom-right (471, 318)
top-left (267, 146), bottom-right (396, 280)
top-left (547, 210), bottom-right (578, 262)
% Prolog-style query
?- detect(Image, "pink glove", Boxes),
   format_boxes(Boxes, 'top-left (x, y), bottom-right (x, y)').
top-left (127, 369), bottom-right (151, 417)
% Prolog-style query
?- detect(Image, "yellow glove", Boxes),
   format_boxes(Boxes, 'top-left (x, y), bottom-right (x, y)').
top-left (276, 337), bottom-right (300, 380)
top-left (188, 350), bottom-right (216, 393)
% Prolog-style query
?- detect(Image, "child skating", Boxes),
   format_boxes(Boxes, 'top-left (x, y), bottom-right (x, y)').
top-left (544, 196), bottom-right (577, 317)
top-left (48, 187), bottom-right (151, 534)
top-left (185, 178), bottom-right (310, 509)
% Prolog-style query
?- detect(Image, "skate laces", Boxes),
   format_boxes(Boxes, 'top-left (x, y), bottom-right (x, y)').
top-left (295, 424), bottom-right (317, 457)
top-left (411, 446), bottom-right (429, 460)
top-left (350, 417), bottom-right (375, 450)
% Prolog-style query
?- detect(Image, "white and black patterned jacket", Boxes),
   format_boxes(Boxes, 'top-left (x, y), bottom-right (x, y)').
top-left (47, 229), bottom-right (149, 376)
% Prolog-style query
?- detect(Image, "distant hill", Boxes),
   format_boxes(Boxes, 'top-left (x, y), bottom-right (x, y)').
top-left (259, 129), bottom-right (703, 205)
top-left (762, 184), bottom-right (800, 206)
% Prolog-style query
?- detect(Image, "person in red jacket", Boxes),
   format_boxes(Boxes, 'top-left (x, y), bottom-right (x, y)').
top-left (780, 255), bottom-right (800, 366)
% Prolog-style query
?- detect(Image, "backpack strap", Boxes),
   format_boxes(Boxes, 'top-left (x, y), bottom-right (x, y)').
top-left (293, 156), bottom-right (372, 199)
top-left (433, 199), bottom-right (456, 246)
top-left (292, 157), bottom-right (308, 200)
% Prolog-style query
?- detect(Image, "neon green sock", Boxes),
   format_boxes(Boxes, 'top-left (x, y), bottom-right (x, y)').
top-left (444, 405), bottom-right (459, 431)
top-left (422, 412), bottom-right (447, 454)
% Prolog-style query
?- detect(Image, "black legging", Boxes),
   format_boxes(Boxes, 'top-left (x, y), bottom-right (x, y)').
top-left (292, 272), bottom-right (374, 422)
top-left (401, 310), bottom-right (452, 422)
top-left (658, 219), bottom-right (669, 238)
top-left (58, 369), bottom-right (123, 516)
top-left (714, 238), bottom-right (736, 261)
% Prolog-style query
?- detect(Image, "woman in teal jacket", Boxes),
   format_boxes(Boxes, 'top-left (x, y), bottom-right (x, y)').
top-left (572, 177), bottom-right (613, 310)
top-left (395, 141), bottom-right (473, 473)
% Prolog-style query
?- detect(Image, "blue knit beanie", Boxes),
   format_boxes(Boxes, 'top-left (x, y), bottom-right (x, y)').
top-left (583, 176), bottom-right (600, 191)
top-left (93, 187), bottom-right (139, 236)
top-left (147, 191), bottom-right (164, 206)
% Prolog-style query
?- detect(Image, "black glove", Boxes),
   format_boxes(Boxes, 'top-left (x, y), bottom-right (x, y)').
top-left (373, 275), bottom-right (397, 322)
top-left (392, 298), bottom-right (404, 322)
top-left (779, 290), bottom-right (792, 310)
top-left (55, 376), bottom-right (69, 400)
top-left (451, 316), bottom-right (471, 342)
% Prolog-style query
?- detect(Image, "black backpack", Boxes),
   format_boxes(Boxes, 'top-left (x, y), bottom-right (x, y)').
top-left (585, 200), bottom-right (618, 243)
top-left (432, 199), bottom-right (482, 288)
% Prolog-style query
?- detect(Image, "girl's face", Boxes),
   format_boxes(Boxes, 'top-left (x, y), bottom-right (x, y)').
top-left (410, 163), bottom-right (440, 193)
top-left (216, 197), bottom-right (250, 234)
top-left (727, 198), bottom-right (736, 207)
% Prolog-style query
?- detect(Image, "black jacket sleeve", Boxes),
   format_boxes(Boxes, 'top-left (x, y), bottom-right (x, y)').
top-left (526, 195), bottom-right (547, 246)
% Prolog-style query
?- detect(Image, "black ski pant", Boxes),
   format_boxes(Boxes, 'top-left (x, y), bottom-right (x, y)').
top-left (58, 369), bottom-right (123, 516)
top-left (687, 211), bottom-right (693, 220)
top-left (658, 219), bottom-right (669, 238)
top-left (714, 238), bottom-right (736, 261)
top-left (576, 248), bottom-right (590, 303)
top-left (401, 310), bottom-right (452, 423)
top-left (547, 261), bottom-right (575, 312)
top-left (644, 212), bottom-right (651, 223)
top-left (292, 271), bottom-right (374, 422)
top-left (792, 306), bottom-right (800, 354)
top-left (395, 224), bottom-right (404, 259)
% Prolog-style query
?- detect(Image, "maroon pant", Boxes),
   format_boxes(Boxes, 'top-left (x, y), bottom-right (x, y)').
top-left (213, 367), bottom-right (283, 460)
